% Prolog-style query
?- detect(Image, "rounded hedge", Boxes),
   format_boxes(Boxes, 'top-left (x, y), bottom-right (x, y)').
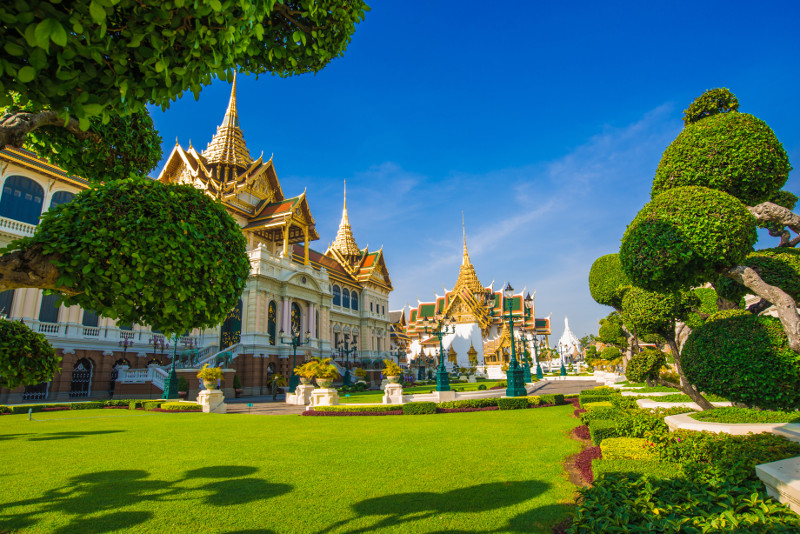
top-left (653, 112), bottom-right (790, 206)
top-left (599, 346), bottom-right (622, 362)
top-left (589, 254), bottom-right (631, 309)
top-left (684, 287), bottom-right (719, 329)
top-left (0, 319), bottom-right (61, 389)
top-left (682, 310), bottom-right (800, 410)
top-left (621, 287), bottom-right (681, 337)
top-left (620, 186), bottom-right (757, 291)
top-left (682, 88), bottom-right (739, 126)
top-left (625, 348), bottom-right (666, 383)
top-left (12, 177), bottom-right (250, 335)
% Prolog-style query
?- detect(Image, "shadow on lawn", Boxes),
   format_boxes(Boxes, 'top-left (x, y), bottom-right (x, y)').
top-left (0, 430), bottom-right (125, 442)
top-left (319, 480), bottom-right (551, 533)
top-left (0, 466), bottom-right (293, 533)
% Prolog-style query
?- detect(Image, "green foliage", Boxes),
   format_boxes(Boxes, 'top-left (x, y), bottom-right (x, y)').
top-left (497, 397), bottom-right (530, 410)
top-left (653, 111), bottom-right (791, 205)
top-left (401, 402), bottom-right (437, 415)
top-left (621, 287), bottom-right (684, 337)
top-left (477, 384), bottom-right (487, 391)
top-left (579, 391), bottom-right (615, 408)
top-left (600, 437), bottom-right (657, 460)
top-left (143, 401), bottom-right (165, 411)
top-left (570, 473), bottom-right (800, 533)
top-left (197, 364), bottom-right (223, 382)
top-left (588, 254), bottom-right (631, 309)
top-left (381, 359), bottom-right (402, 376)
top-left (620, 186), bottom-right (757, 291)
top-left (614, 407), bottom-right (691, 439)
top-left (597, 312), bottom-right (628, 348)
top-left (579, 406), bottom-right (622, 426)
top-left (0, 318), bottom-right (61, 389)
top-left (437, 398), bottom-right (497, 409)
top-left (682, 87), bottom-right (739, 125)
top-left (690, 407), bottom-right (800, 424)
top-left (232, 374), bottom-right (242, 389)
top-left (0, 0), bottom-right (370, 125)
top-left (591, 459), bottom-right (683, 481)
top-left (539, 393), bottom-right (565, 406)
top-left (740, 248), bottom-right (800, 302)
top-left (625, 348), bottom-right (666, 383)
top-left (159, 402), bottom-right (201, 412)
top-left (314, 405), bottom-right (401, 413)
top-left (599, 346), bottom-right (621, 362)
top-left (3, 178), bottom-right (249, 335)
top-left (684, 287), bottom-right (719, 329)
top-left (588, 419), bottom-right (618, 445)
top-left (683, 310), bottom-right (800, 410)
top-left (583, 401), bottom-right (613, 410)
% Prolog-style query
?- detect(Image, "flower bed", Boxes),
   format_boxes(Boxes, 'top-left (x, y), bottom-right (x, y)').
top-left (574, 446), bottom-right (601, 484)
top-left (302, 410), bottom-right (403, 416)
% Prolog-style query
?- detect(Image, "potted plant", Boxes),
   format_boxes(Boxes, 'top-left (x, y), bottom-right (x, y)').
top-left (233, 374), bottom-right (243, 397)
top-left (307, 357), bottom-right (340, 389)
top-left (197, 364), bottom-right (223, 390)
top-left (177, 376), bottom-right (189, 399)
top-left (293, 361), bottom-right (316, 385)
top-left (269, 374), bottom-right (287, 400)
top-left (354, 367), bottom-right (368, 384)
top-left (382, 359), bottom-right (402, 383)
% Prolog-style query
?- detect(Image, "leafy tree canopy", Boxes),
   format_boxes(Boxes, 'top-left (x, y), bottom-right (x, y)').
top-left (621, 287), bottom-right (689, 338)
top-left (625, 347), bottom-right (666, 383)
top-left (589, 253), bottom-right (631, 309)
top-left (620, 186), bottom-right (757, 292)
top-left (683, 310), bottom-right (800, 410)
top-left (682, 88), bottom-right (739, 126)
top-left (2, 178), bottom-right (250, 335)
top-left (0, 319), bottom-right (61, 389)
top-left (598, 312), bottom-right (628, 349)
top-left (683, 287), bottom-right (719, 329)
top-left (0, 0), bottom-right (370, 127)
top-left (653, 111), bottom-right (790, 206)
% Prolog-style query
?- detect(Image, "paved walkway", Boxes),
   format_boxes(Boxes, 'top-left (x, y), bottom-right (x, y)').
top-left (529, 379), bottom-right (599, 396)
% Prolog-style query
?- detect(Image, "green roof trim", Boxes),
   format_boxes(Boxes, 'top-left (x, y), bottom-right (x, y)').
top-left (419, 304), bottom-right (436, 318)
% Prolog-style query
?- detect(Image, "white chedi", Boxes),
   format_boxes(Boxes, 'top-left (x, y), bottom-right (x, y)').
top-left (557, 317), bottom-right (581, 357)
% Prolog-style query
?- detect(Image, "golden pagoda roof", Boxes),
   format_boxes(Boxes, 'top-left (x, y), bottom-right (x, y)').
top-left (331, 181), bottom-right (361, 257)
top-left (452, 216), bottom-right (485, 296)
top-left (201, 73), bottom-right (253, 169)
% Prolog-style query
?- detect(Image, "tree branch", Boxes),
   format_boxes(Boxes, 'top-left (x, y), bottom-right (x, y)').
top-left (748, 202), bottom-right (800, 235)
top-left (0, 110), bottom-right (97, 149)
top-left (723, 265), bottom-right (800, 352)
top-left (0, 244), bottom-right (79, 296)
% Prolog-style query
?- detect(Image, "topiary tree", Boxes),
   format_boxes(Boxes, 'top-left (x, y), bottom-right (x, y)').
top-left (683, 310), bottom-right (800, 410)
top-left (625, 347), bottom-right (667, 386)
top-left (589, 254), bottom-right (631, 309)
top-left (682, 87), bottom-right (739, 126)
top-left (0, 319), bottom-right (61, 389)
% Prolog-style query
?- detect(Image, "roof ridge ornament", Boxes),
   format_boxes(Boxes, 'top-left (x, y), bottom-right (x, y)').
top-left (201, 71), bottom-right (253, 174)
top-left (329, 180), bottom-right (361, 259)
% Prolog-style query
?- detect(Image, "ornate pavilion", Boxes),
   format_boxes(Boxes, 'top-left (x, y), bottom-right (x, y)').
top-left (0, 75), bottom-right (394, 402)
top-left (393, 224), bottom-right (551, 379)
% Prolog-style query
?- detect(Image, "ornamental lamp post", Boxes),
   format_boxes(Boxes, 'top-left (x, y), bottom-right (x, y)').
top-left (523, 292), bottom-right (541, 380)
top-left (282, 326), bottom-right (311, 391)
top-left (338, 334), bottom-right (357, 386)
top-left (503, 283), bottom-right (527, 397)
top-left (420, 314), bottom-right (456, 392)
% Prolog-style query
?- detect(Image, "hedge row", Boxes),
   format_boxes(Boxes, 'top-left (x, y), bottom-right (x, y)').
top-left (158, 402), bottom-right (202, 412)
top-left (306, 394), bottom-right (567, 416)
top-left (0, 399), bottom-right (207, 415)
top-left (600, 437), bottom-right (657, 461)
top-left (314, 405), bottom-right (402, 413)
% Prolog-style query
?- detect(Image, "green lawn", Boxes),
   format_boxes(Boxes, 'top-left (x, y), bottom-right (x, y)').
top-left (0, 406), bottom-right (580, 533)
top-left (339, 380), bottom-right (508, 404)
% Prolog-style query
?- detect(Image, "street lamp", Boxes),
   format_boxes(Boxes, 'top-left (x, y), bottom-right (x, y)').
top-left (523, 292), bottom-right (542, 380)
top-left (518, 337), bottom-right (532, 384)
top-left (338, 334), bottom-right (357, 386)
top-left (419, 314), bottom-right (456, 392)
top-left (282, 326), bottom-right (311, 391)
top-left (503, 283), bottom-right (527, 397)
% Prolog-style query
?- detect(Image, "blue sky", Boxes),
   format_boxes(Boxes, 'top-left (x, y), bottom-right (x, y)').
top-left (149, 0), bottom-right (800, 342)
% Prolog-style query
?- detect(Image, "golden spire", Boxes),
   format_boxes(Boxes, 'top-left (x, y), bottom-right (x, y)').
top-left (201, 72), bottom-right (253, 169)
top-left (462, 210), bottom-right (470, 266)
top-left (332, 180), bottom-right (361, 257)
top-left (452, 214), bottom-right (483, 295)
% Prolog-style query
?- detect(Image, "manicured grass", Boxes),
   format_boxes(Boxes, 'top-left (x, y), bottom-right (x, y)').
top-left (0, 405), bottom-right (580, 533)
top-left (339, 380), bottom-right (508, 404)
top-left (627, 386), bottom-right (680, 393)
top-left (652, 393), bottom-right (728, 403)
top-left (690, 406), bottom-right (800, 424)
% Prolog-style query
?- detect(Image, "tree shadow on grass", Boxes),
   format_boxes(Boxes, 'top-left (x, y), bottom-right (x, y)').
top-left (320, 480), bottom-right (549, 534)
top-left (0, 430), bottom-right (125, 442)
top-left (493, 502), bottom-right (576, 533)
top-left (0, 466), bottom-right (293, 533)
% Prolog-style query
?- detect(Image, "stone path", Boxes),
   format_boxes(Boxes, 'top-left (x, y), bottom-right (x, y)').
top-left (529, 379), bottom-right (599, 396)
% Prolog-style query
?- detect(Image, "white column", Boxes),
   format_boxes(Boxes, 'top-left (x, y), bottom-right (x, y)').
top-left (281, 297), bottom-right (289, 334)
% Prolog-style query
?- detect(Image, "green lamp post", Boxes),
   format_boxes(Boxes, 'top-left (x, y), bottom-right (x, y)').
top-left (523, 293), bottom-right (543, 379)
top-left (520, 340), bottom-right (533, 384)
top-left (282, 326), bottom-right (311, 391)
top-left (502, 283), bottom-right (527, 397)
top-left (338, 334), bottom-right (357, 386)
top-left (420, 314), bottom-right (456, 392)
top-left (162, 335), bottom-right (180, 399)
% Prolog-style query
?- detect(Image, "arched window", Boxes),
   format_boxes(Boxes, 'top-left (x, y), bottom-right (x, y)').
top-left (220, 299), bottom-right (242, 347)
top-left (268, 301), bottom-right (277, 345)
top-left (0, 176), bottom-right (44, 225)
top-left (39, 293), bottom-right (60, 324)
top-left (342, 288), bottom-right (350, 309)
top-left (332, 285), bottom-right (341, 306)
top-left (70, 358), bottom-right (93, 398)
top-left (351, 292), bottom-right (359, 310)
top-left (49, 191), bottom-right (75, 209)
top-left (0, 289), bottom-right (14, 317)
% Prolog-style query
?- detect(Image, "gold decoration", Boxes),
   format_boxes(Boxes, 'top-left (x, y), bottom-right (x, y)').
top-left (331, 180), bottom-right (361, 258)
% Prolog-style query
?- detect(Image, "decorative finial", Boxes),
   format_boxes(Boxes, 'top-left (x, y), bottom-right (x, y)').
top-left (175, 136), bottom-right (179, 145)
top-left (462, 211), bottom-right (470, 266)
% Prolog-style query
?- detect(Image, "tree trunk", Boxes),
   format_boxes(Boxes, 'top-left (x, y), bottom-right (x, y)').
top-left (667, 337), bottom-right (714, 411)
top-left (723, 265), bottom-right (800, 352)
top-left (0, 110), bottom-right (95, 149)
top-left (0, 244), bottom-right (78, 295)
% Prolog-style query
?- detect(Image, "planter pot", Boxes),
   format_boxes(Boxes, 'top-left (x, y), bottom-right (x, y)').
top-left (203, 379), bottom-right (218, 390)
top-left (234, 389), bottom-right (243, 398)
top-left (316, 378), bottom-right (334, 389)
top-left (299, 377), bottom-right (311, 385)
top-left (386, 375), bottom-right (401, 384)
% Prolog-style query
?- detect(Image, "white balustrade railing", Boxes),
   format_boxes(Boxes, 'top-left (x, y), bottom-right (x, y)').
top-left (151, 368), bottom-right (168, 391)
top-left (0, 216), bottom-right (36, 237)
top-left (37, 321), bottom-right (60, 334)
top-left (195, 343), bottom-right (241, 368)
top-left (117, 368), bottom-right (152, 383)
top-left (83, 327), bottom-right (100, 337)
top-left (120, 330), bottom-right (135, 340)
